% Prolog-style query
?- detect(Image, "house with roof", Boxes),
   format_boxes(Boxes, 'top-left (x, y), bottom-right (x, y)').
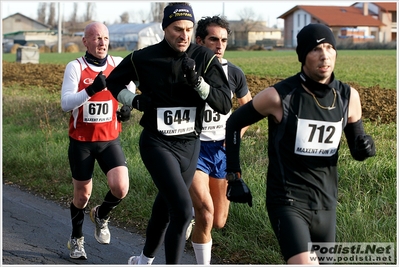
top-left (227, 20), bottom-right (282, 47)
top-left (2, 12), bottom-right (58, 47)
top-left (278, 2), bottom-right (396, 48)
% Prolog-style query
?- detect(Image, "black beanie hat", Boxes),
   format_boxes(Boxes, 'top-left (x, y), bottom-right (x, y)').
top-left (296, 23), bottom-right (336, 64)
top-left (162, 3), bottom-right (195, 30)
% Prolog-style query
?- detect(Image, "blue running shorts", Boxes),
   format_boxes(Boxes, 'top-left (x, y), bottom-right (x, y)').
top-left (196, 140), bottom-right (226, 179)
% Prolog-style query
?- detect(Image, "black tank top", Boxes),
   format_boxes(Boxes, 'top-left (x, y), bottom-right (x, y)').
top-left (267, 72), bottom-right (350, 210)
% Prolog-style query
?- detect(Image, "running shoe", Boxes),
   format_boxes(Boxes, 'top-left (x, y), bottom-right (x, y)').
top-left (67, 236), bottom-right (87, 260)
top-left (185, 218), bottom-right (195, 240)
top-left (128, 255), bottom-right (140, 265)
top-left (90, 205), bottom-right (110, 244)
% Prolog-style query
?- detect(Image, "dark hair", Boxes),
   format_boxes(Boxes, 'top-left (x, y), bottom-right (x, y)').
top-left (195, 15), bottom-right (231, 40)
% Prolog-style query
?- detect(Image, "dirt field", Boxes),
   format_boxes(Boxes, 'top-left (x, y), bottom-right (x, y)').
top-left (2, 61), bottom-right (396, 124)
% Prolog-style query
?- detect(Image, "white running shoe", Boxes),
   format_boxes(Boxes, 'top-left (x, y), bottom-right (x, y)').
top-left (67, 236), bottom-right (87, 260)
top-left (185, 218), bottom-right (195, 240)
top-left (128, 255), bottom-right (140, 265)
top-left (90, 205), bottom-right (110, 244)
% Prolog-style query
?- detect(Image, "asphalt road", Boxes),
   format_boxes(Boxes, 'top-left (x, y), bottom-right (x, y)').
top-left (2, 184), bottom-right (197, 265)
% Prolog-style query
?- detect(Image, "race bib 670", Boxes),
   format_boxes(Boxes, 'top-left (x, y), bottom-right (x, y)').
top-left (83, 100), bottom-right (113, 123)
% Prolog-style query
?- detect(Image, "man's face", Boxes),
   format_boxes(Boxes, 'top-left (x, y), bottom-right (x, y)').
top-left (82, 24), bottom-right (109, 59)
top-left (303, 43), bottom-right (336, 84)
top-left (196, 24), bottom-right (228, 60)
top-left (164, 20), bottom-right (194, 53)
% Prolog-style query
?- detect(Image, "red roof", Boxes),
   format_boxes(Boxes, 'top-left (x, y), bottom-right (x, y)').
top-left (278, 5), bottom-right (386, 27)
top-left (373, 2), bottom-right (397, 11)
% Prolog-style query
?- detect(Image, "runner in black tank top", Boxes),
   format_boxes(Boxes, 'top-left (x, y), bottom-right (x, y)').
top-left (224, 24), bottom-right (375, 264)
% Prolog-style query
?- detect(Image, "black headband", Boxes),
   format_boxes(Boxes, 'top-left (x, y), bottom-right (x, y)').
top-left (162, 4), bottom-right (195, 30)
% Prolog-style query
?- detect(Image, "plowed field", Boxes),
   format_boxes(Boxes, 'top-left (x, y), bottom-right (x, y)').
top-left (2, 61), bottom-right (396, 124)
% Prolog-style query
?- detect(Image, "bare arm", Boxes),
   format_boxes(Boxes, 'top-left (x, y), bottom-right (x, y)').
top-left (252, 87), bottom-right (283, 123)
top-left (347, 87), bottom-right (362, 123)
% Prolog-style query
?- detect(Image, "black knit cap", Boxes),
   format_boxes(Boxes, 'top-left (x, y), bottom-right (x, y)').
top-left (162, 3), bottom-right (195, 29)
top-left (296, 23), bottom-right (336, 64)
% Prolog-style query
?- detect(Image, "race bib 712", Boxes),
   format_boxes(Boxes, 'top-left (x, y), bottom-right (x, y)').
top-left (295, 118), bottom-right (342, 157)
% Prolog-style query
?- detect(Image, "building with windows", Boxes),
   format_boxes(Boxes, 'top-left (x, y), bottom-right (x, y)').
top-left (278, 2), bottom-right (396, 48)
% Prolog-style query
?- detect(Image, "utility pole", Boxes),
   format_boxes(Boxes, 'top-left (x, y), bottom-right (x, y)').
top-left (58, 2), bottom-right (62, 53)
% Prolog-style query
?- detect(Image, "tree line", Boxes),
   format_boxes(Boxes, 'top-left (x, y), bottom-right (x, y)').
top-left (36, 2), bottom-right (168, 29)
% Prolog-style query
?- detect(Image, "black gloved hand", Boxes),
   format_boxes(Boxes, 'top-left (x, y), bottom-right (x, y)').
top-left (85, 71), bottom-right (106, 97)
top-left (116, 105), bottom-right (132, 122)
top-left (182, 54), bottom-right (199, 87)
top-left (354, 134), bottom-right (376, 160)
top-left (226, 172), bottom-right (253, 207)
top-left (132, 94), bottom-right (151, 112)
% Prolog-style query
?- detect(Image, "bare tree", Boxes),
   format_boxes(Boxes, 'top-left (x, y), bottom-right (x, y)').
top-left (69, 3), bottom-right (78, 23)
top-left (83, 2), bottom-right (95, 22)
top-left (151, 2), bottom-right (167, 22)
top-left (129, 9), bottom-right (151, 23)
top-left (237, 7), bottom-right (263, 24)
top-left (120, 12), bottom-right (129, 23)
top-left (37, 3), bottom-right (47, 23)
top-left (236, 7), bottom-right (265, 33)
top-left (233, 7), bottom-right (266, 47)
top-left (47, 3), bottom-right (56, 27)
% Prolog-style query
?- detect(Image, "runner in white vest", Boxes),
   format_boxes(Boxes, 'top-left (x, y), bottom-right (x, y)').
top-left (188, 15), bottom-right (252, 265)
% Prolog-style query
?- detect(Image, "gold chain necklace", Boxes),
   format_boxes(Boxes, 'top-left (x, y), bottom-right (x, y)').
top-left (307, 87), bottom-right (337, 110)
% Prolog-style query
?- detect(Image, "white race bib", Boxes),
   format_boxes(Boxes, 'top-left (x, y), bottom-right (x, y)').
top-left (157, 107), bottom-right (196, 136)
top-left (202, 103), bottom-right (229, 131)
top-left (201, 103), bottom-right (230, 141)
top-left (83, 100), bottom-right (113, 123)
top-left (295, 118), bottom-right (342, 157)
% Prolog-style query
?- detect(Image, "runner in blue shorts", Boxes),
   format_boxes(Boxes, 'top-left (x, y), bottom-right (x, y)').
top-left (188, 16), bottom-right (252, 265)
top-left (196, 140), bottom-right (226, 179)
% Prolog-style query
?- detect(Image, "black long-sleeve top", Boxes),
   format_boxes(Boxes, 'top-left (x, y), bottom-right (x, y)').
top-left (106, 39), bottom-right (232, 141)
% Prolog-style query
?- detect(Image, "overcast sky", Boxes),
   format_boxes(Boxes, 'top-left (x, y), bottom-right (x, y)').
top-left (2, 1), bottom-right (357, 28)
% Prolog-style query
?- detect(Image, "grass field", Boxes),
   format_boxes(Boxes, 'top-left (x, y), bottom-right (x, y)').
top-left (2, 49), bottom-right (397, 264)
top-left (2, 49), bottom-right (396, 89)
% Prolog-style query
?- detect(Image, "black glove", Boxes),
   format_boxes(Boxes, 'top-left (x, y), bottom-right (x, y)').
top-left (132, 94), bottom-right (151, 112)
top-left (85, 71), bottom-right (106, 97)
top-left (354, 134), bottom-right (376, 160)
top-left (226, 172), bottom-right (253, 207)
top-left (182, 54), bottom-right (199, 87)
top-left (116, 105), bottom-right (132, 122)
